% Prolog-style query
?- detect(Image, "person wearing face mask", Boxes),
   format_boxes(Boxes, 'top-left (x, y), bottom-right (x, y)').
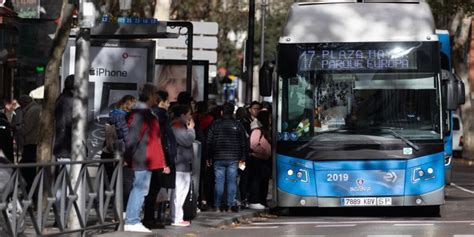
top-left (169, 104), bottom-right (196, 227)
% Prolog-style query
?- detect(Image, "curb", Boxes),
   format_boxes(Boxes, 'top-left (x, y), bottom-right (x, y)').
top-left (190, 209), bottom-right (267, 228)
top-left (88, 209), bottom-right (267, 236)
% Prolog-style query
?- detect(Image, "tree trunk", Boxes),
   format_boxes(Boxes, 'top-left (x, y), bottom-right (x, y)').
top-left (36, 0), bottom-right (74, 163)
top-left (68, 27), bottom-right (90, 234)
top-left (154, 0), bottom-right (171, 20)
top-left (452, 14), bottom-right (473, 158)
top-left (449, 8), bottom-right (464, 35)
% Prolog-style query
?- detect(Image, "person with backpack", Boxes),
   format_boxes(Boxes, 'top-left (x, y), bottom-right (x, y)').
top-left (206, 102), bottom-right (249, 212)
top-left (247, 110), bottom-right (272, 210)
top-left (108, 95), bottom-right (136, 152)
top-left (102, 95), bottom-right (136, 212)
top-left (170, 104), bottom-right (196, 227)
top-left (124, 84), bottom-right (169, 233)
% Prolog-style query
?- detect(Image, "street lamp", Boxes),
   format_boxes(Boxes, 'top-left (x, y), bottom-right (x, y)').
top-left (260, 0), bottom-right (268, 67)
top-left (246, 0), bottom-right (255, 104)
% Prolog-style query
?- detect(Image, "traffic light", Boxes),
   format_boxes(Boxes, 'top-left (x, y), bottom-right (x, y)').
top-left (35, 65), bottom-right (45, 73)
top-left (36, 65), bottom-right (45, 85)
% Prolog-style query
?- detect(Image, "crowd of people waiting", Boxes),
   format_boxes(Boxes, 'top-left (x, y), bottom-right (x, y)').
top-left (101, 83), bottom-right (272, 233)
top-left (0, 80), bottom-right (272, 233)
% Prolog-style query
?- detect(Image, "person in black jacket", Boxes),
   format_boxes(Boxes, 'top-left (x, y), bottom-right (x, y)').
top-left (206, 102), bottom-right (248, 212)
top-left (144, 90), bottom-right (176, 229)
top-left (240, 101), bottom-right (261, 135)
top-left (0, 111), bottom-right (14, 162)
top-left (54, 75), bottom-right (74, 160)
top-left (238, 101), bottom-right (261, 208)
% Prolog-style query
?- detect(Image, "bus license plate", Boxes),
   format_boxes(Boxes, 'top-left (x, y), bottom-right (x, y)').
top-left (342, 197), bottom-right (392, 206)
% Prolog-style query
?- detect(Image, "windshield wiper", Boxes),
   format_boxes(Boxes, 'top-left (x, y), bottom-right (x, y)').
top-left (388, 129), bottom-right (420, 151)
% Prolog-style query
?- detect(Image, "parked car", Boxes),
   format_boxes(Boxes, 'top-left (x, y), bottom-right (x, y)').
top-left (452, 114), bottom-right (463, 158)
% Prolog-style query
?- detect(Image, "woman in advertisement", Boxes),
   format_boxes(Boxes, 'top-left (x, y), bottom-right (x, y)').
top-left (156, 65), bottom-right (199, 102)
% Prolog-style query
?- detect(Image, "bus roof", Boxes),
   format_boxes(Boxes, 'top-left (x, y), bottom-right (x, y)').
top-left (280, 1), bottom-right (436, 44)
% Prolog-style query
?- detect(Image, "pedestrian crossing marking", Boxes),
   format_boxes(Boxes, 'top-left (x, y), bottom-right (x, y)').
top-left (315, 224), bottom-right (357, 228)
top-left (367, 235), bottom-right (412, 237)
top-left (393, 223), bottom-right (434, 227)
top-left (252, 220), bottom-right (474, 225)
top-left (234, 226), bottom-right (279, 229)
top-left (279, 236), bottom-right (325, 237)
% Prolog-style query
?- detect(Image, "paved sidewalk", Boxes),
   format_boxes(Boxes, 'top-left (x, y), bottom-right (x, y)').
top-left (92, 208), bottom-right (267, 237)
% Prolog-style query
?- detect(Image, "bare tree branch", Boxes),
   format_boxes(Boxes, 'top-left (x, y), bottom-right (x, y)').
top-left (37, 0), bottom-right (74, 163)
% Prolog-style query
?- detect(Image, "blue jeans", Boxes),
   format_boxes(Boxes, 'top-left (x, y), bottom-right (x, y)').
top-left (214, 160), bottom-right (238, 208)
top-left (125, 170), bottom-right (152, 225)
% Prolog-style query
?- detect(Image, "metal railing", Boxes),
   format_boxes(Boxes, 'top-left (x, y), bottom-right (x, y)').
top-left (0, 155), bottom-right (123, 237)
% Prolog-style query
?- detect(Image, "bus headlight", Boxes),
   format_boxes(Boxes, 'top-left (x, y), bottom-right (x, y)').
top-left (287, 169), bottom-right (294, 176)
top-left (412, 166), bottom-right (436, 183)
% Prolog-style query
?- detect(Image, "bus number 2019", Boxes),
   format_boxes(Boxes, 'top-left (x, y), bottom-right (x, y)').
top-left (326, 173), bottom-right (349, 182)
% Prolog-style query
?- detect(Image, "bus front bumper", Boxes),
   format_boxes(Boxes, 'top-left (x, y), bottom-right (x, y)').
top-left (276, 187), bottom-right (445, 207)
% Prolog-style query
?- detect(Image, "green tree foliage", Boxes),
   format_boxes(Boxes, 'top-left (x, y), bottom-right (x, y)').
top-left (98, 0), bottom-right (294, 76)
top-left (427, 0), bottom-right (474, 155)
top-left (255, 0), bottom-right (294, 63)
top-left (98, 0), bottom-right (156, 17)
top-left (169, 0), bottom-right (248, 75)
top-left (168, 0), bottom-right (295, 75)
top-left (427, 0), bottom-right (473, 28)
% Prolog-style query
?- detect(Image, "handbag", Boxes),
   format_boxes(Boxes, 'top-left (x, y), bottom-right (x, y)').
top-left (250, 129), bottom-right (270, 160)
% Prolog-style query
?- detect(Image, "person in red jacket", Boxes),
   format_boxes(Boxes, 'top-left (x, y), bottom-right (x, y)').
top-left (124, 83), bottom-right (169, 233)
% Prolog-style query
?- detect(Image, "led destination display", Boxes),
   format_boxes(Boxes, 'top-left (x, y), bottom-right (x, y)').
top-left (300, 46), bottom-right (418, 71)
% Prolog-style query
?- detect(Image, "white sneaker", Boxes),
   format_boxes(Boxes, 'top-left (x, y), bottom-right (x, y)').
top-left (171, 221), bottom-right (191, 227)
top-left (249, 203), bottom-right (266, 210)
top-left (124, 223), bottom-right (152, 233)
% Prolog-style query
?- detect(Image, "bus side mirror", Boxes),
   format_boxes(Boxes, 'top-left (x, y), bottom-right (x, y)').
top-left (259, 60), bottom-right (274, 97)
top-left (442, 70), bottom-right (458, 111)
top-left (455, 74), bottom-right (466, 105)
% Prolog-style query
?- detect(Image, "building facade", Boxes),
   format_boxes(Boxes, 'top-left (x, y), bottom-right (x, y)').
top-left (0, 5), bottom-right (19, 103)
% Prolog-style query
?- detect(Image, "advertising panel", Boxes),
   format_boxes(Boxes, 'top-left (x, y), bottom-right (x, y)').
top-left (62, 39), bottom-right (155, 159)
top-left (154, 60), bottom-right (209, 102)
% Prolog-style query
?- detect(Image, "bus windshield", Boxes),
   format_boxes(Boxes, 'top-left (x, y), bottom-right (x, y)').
top-left (278, 42), bottom-right (441, 142)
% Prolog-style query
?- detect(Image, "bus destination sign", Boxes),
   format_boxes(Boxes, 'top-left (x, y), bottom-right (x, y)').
top-left (300, 48), bottom-right (418, 71)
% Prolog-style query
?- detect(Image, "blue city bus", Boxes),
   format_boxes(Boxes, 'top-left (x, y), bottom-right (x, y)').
top-left (436, 30), bottom-right (465, 184)
top-left (436, 30), bottom-right (454, 184)
top-left (262, 1), bottom-right (460, 215)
